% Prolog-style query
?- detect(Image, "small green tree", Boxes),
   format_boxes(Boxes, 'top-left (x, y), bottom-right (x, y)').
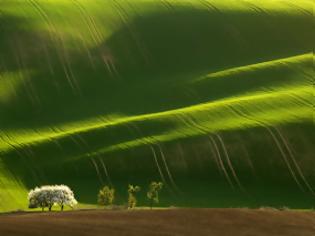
top-left (128, 184), bottom-right (141, 209)
top-left (98, 186), bottom-right (115, 207)
top-left (147, 182), bottom-right (163, 209)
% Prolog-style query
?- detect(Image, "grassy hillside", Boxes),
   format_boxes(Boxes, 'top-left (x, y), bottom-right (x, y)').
top-left (0, 0), bottom-right (314, 211)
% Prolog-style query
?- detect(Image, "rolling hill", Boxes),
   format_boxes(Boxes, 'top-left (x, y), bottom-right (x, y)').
top-left (0, 0), bottom-right (314, 211)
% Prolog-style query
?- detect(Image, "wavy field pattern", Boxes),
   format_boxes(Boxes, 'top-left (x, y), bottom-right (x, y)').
top-left (0, 0), bottom-right (314, 211)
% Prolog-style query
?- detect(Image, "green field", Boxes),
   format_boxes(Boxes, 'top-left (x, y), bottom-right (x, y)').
top-left (0, 0), bottom-right (314, 212)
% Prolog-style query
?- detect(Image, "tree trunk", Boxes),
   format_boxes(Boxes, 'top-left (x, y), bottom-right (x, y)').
top-left (49, 205), bottom-right (52, 211)
top-left (61, 205), bottom-right (64, 211)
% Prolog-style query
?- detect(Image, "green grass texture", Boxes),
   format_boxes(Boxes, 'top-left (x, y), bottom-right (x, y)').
top-left (0, 0), bottom-right (314, 211)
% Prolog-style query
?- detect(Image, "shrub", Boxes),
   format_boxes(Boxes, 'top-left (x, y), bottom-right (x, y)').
top-left (28, 185), bottom-right (78, 211)
top-left (127, 184), bottom-right (141, 209)
top-left (147, 181), bottom-right (163, 209)
top-left (98, 186), bottom-right (115, 207)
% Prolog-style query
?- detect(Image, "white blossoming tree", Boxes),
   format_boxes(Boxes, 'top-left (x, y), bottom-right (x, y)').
top-left (28, 187), bottom-right (49, 211)
top-left (28, 185), bottom-right (78, 211)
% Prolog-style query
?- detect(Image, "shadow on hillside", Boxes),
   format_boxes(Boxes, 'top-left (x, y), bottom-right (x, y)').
top-left (0, 5), bottom-right (313, 130)
top-left (105, 6), bottom-right (313, 79)
top-left (1, 2), bottom-right (315, 211)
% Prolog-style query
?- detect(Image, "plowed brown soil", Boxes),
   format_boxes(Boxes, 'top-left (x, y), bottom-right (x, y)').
top-left (0, 208), bottom-right (314, 236)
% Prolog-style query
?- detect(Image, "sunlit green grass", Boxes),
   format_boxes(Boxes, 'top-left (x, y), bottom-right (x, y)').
top-left (1, 53), bottom-right (312, 154)
top-left (0, 0), bottom-right (313, 211)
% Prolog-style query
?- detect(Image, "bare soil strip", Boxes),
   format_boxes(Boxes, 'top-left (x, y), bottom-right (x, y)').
top-left (0, 208), bottom-right (314, 236)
